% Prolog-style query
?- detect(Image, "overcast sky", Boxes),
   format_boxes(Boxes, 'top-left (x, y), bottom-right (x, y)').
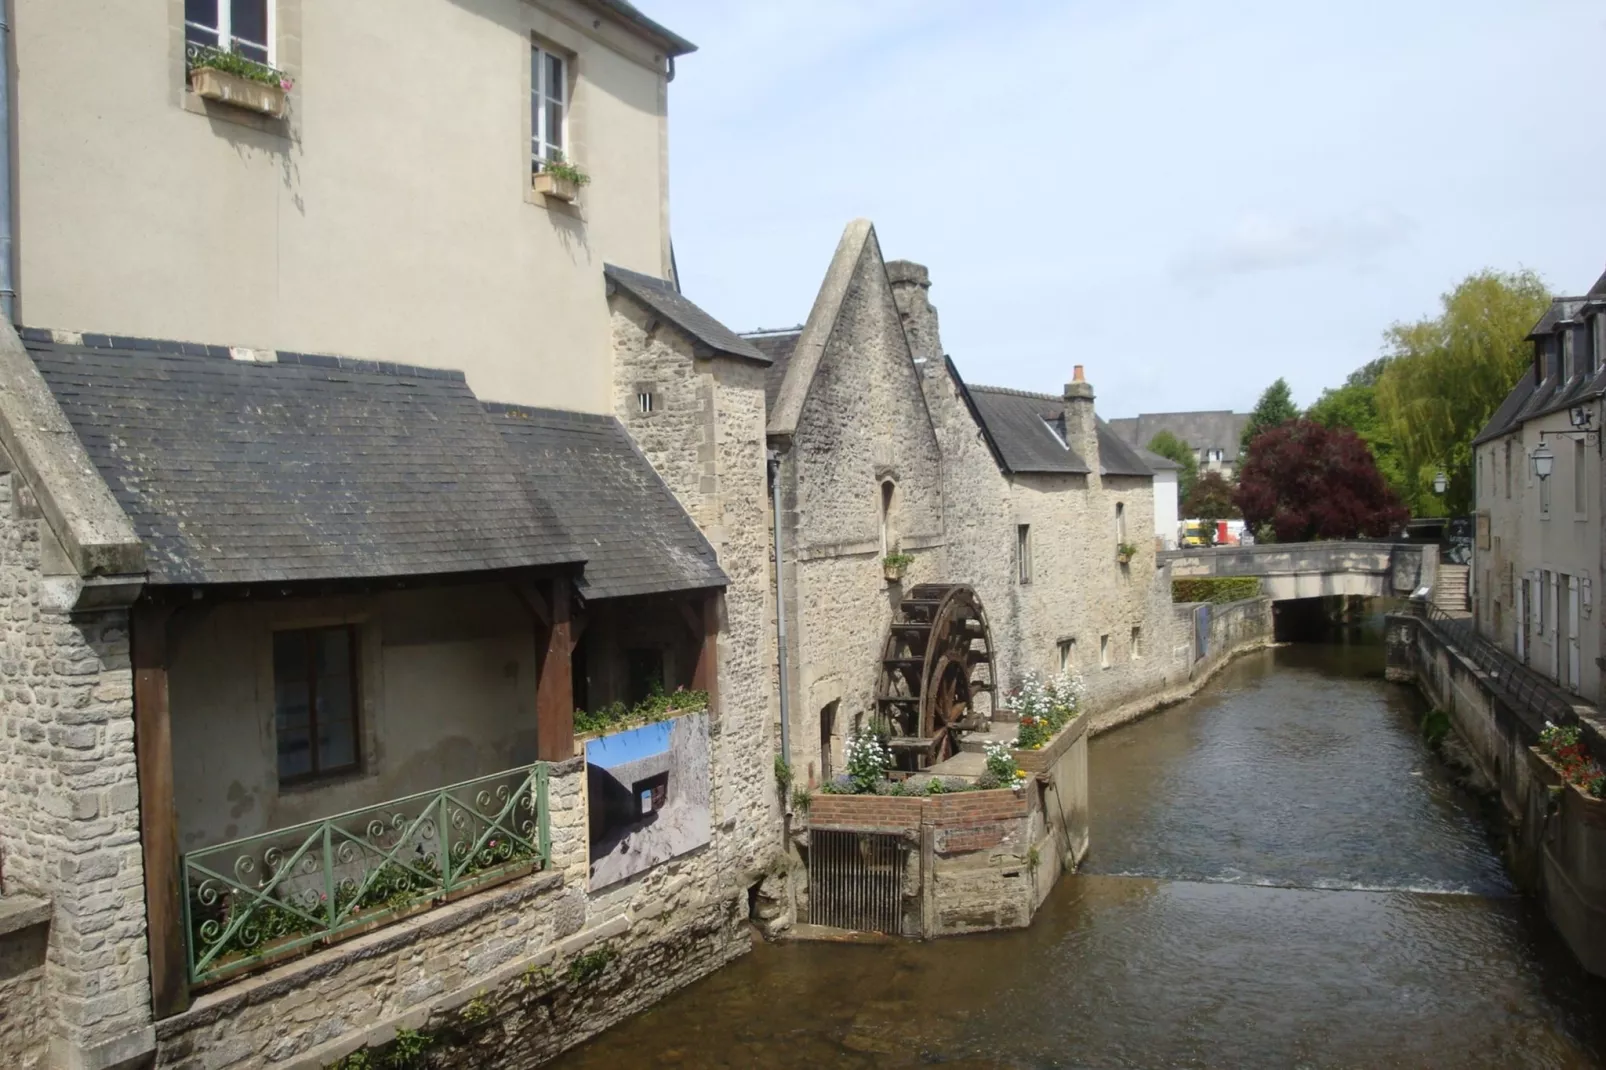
top-left (646, 0), bottom-right (1606, 418)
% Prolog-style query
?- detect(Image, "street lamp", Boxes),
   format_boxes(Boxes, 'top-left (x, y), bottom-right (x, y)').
top-left (1532, 442), bottom-right (1555, 481)
top-left (1433, 470), bottom-right (1447, 495)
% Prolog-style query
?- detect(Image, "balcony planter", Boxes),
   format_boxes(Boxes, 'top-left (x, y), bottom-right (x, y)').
top-left (533, 172), bottom-right (580, 203)
top-left (190, 66), bottom-right (287, 119)
top-left (1116, 542), bottom-right (1138, 566)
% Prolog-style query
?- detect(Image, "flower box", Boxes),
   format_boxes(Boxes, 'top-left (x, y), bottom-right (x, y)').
top-left (883, 561), bottom-right (907, 583)
top-left (1013, 712), bottom-right (1089, 776)
top-left (533, 172), bottom-right (580, 203)
top-left (190, 66), bottom-right (286, 119)
top-left (1116, 550), bottom-right (1134, 565)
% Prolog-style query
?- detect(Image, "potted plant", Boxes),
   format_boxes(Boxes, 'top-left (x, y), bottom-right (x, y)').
top-left (1116, 541), bottom-right (1139, 565)
top-left (533, 151), bottom-right (591, 203)
top-left (187, 45), bottom-right (292, 119)
top-left (882, 551), bottom-right (914, 583)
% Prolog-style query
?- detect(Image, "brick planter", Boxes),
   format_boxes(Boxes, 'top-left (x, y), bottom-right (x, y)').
top-left (1013, 712), bottom-right (1089, 776)
top-left (808, 787), bottom-right (1029, 834)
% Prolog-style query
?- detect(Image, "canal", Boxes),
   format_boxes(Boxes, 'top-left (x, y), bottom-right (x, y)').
top-left (551, 637), bottom-right (1606, 1068)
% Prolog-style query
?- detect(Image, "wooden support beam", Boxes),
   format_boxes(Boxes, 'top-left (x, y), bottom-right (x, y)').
top-left (512, 581), bottom-right (551, 629)
top-left (535, 575), bottom-right (574, 761)
top-left (132, 602), bottom-right (188, 1019)
top-left (691, 592), bottom-right (720, 717)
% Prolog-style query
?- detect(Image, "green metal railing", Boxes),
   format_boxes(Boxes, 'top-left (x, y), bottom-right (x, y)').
top-left (181, 762), bottom-right (550, 987)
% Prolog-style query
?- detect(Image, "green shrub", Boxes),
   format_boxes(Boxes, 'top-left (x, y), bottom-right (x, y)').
top-left (1171, 577), bottom-right (1262, 605)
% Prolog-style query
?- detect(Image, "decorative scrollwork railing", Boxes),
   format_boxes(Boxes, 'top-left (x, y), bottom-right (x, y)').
top-left (181, 763), bottom-right (550, 987)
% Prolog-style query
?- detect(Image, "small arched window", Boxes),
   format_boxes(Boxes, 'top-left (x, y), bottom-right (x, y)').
top-left (1115, 501), bottom-right (1127, 544)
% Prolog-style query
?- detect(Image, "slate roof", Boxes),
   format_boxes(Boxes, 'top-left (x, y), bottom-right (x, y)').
top-left (1475, 292), bottom-right (1606, 445)
top-left (960, 381), bottom-right (1156, 479)
top-left (488, 405), bottom-right (726, 600)
top-left (605, 265), bottom-right (769, 365)
top-left (1133, 443), bottom-right (1182, 472)
top-left (23, 332), bottom-right (585, 587)
top-left (1106, 411), bottom-right (1251, 462)
top-left (743, 329), bottom-right (802, 417)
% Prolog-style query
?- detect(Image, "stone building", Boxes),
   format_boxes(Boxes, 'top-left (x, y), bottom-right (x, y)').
top-left (0, 4), bottom-right (789, 1069)
top-left (1471, 267), bottom-right (1606, 702)
top-left (1107, 411), bottom-right (1252, 483)
top-left (741, 222), bottom-right (1182, 787)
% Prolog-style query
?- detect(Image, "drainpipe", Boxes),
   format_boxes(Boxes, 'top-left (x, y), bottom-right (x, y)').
top-left (768, 449), bottom-right (791, 771)
top-left (0, 4), bottom-right (15, 321)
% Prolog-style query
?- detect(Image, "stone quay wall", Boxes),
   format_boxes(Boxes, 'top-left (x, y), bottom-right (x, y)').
top-left (1386, 612), bottom-right (1606, 977)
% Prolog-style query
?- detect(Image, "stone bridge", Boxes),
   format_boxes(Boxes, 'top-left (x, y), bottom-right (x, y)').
top-left (1160, 541), bottom-right (1438, 602)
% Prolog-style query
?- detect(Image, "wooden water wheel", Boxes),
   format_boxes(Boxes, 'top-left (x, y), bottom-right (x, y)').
top-left (874, 584), bottom-right (997, 771)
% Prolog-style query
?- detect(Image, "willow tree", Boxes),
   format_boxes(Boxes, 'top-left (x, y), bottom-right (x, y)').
top-left (1374, 270), bottom-right (1551, 515)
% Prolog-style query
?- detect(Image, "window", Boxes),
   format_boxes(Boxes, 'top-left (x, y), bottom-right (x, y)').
top-left (1130, 626), bottom-right (1142, 659)
top-left (1576, 438), bottom-right (1587, 515)
top-left (1058, 638), bottom-right (1075, 673)
top-left (1099, 634), bottom-right (1111, 669)
top-left (274, 626), bottom-right (359, 783)
top-left (1586, 315), bottom-right (1599, 375)
top-left (880, 481), bottom-right (896, 557)
top-left (530, 43), bottom-right (569, 175)
top-left (185, 0), bottom-right (273, 65)
top-left (1504, 440), bottom-right (1512, 499)
top-left (1115, 502), bottom-right (1127, 544)
top-left (637, 391), bottom-right (654, 414)
top-left (1017, 525), bottom-right (1032, 584)
top-left (1562, 331), bottom-right (1575, 381)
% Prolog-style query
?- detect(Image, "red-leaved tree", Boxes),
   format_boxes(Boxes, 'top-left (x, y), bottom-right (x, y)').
top-left (1235, 419), bottom-right (1407, 543)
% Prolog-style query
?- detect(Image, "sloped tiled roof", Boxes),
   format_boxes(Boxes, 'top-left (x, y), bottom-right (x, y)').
top-left (960, 383), bottom-right (1156, 479)
top-left (1106, 411), bottom-right (1251, 462)
top-left (1477, 290), bottom-right (1606, 444)
top-left (744, 329), bottom-right (802, 417)
top-left (583, 0), bottom-right (697, 56)
top-left (605, 264), bottom-right (769, 365)
top-left (24, 332), bottom-right (584, 586)
top-left (488, 405), bottom-right (726, 600)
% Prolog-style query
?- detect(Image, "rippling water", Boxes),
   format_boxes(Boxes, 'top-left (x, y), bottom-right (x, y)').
top-left (549, 638), bottom-right (1606, 1069)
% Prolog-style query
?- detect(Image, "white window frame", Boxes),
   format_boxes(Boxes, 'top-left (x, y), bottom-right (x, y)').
top-left (185, 0), bottom-right (276, 67)
top-left (637, 391), bottom-right (654, 415)
top-left (1017, 525), bottom-right (1032, 585)
top-left (531, 42), bottom-right (569, 174)
top-left (1099, 634), bottom-right (1111, 670)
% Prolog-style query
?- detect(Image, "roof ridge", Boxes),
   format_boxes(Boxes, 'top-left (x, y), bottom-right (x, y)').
top-left (968, 382), bottom-right (1063, 403)
top-left (741, 326), bottom-right (805, 338)
top-left (17, 326), bottom-right (468, 382)
top-left (483, 401), bottom-right (611, 424)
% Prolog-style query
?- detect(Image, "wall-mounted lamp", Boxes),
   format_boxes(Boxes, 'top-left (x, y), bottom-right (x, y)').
top-left (1433, 470), bottom-right (1448, 495)
top-left (1532, 442), bottom-right (1555, 481)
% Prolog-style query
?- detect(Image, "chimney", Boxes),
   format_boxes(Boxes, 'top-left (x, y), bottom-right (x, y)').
top-left (1063, 365), bottom-right (1101, 485)
top-left (886, 260), bottom-right (944, 364)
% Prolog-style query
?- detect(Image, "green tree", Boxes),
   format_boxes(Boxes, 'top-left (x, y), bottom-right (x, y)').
top-left (1183, 471), bottom-right (1239, 543)
top-left (1145, 430), bottom-right (1198, 503)
top-left (1241, 378), bottom-right (1299, 457)
top-left (1374, 269), bottom-right (1552, 515)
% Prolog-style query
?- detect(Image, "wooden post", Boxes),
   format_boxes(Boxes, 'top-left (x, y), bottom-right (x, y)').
top-left (691, 591), bottom-right (720, 718)
top-left (535, 575), bottom-right (574, 761)
top-left (132, 601), bottom-right (188, 1018)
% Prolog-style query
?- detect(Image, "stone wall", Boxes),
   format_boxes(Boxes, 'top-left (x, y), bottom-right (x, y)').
top-left (1388, 612), bottom-right (1606, 977)
top-left (0, 469), bottom-right (155, 1070)
top-left (0, 899), bottom-right (51, 1070)
top-left (771, 225), bottom-right (948, 786)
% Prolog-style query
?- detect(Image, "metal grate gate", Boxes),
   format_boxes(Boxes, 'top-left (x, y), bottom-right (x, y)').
top-left (808, 830), bottom-right (908, 934)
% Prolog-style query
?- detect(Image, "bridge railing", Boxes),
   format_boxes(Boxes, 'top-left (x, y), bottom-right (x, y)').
top-left (1412, 600), bottom-right (1580, 739)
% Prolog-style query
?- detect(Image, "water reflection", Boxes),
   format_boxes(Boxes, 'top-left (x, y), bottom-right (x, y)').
top-left (550, 641), bottom-right (1606, 1069)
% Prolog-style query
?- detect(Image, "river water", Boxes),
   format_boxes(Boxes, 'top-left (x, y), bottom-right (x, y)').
top-left (551, 638), bottom-right (1606, 1069)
